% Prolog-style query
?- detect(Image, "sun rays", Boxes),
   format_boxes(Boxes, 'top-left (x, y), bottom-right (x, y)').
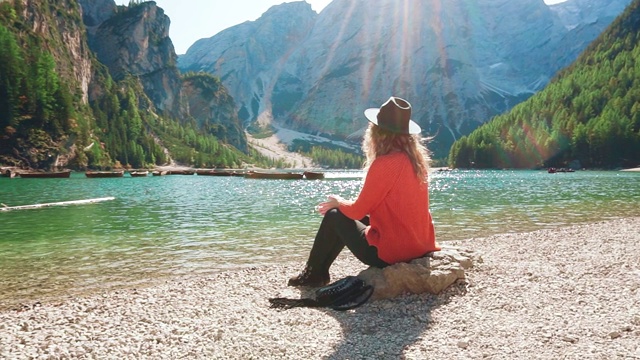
top-left (313, 0), bottom-right (431, 102)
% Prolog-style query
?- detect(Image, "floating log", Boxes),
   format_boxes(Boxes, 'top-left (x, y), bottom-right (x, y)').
top-left (0, 197), bottom-right (115, 212)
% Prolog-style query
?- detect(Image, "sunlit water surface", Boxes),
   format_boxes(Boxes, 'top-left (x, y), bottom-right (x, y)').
top-left (1, 170), bottom-right (638, 308)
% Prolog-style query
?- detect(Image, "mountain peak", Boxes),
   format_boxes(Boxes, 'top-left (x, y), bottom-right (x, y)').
top-left (179, 0), bottom-right (630, 158)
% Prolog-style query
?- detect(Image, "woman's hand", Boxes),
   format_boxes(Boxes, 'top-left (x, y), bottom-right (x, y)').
top-left (316, 195), bottom-right (343, 215)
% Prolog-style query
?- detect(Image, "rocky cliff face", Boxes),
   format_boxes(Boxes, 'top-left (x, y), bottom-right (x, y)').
top-left (78, 0), bottom-right (115, 28)
top-left (550, 0), bottom-right (632, 30)
top-left (547, 0), bottom-right (633, 72)
top-left (79, 0), bottom-right (246, 151)
top-left (179, 2), bottom-right (317, 127)
top-left (276, 0), bottom-right (566, 155)
top-left (181, 74), bottom-right (246, 149)
top-left (87, 1), bottom-right (183, 117)
top-left (178, 0), bottom-right (630, 157)
top-left (1, 0), bottom-right (247, 169)
top-left (20, 0), bottom-right (94, 105)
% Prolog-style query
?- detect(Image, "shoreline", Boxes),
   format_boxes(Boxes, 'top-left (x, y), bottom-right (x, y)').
top-left (1, 217), bottom-right (638, 358)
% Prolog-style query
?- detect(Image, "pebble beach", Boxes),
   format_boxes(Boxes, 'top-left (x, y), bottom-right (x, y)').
top-left (1, 217), bottom-right (639, 359)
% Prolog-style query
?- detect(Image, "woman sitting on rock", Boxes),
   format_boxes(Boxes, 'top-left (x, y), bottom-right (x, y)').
top-left (288, 96), bottom-right (440, 287)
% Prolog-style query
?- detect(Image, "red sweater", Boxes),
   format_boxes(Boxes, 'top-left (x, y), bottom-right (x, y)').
top-left (337, 152), bottom-right (439, 264)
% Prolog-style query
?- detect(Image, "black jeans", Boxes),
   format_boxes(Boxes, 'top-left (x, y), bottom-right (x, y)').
top-left (306, 209), bottom-right (389, 272)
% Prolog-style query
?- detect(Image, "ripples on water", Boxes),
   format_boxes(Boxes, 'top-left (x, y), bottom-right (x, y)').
top-left (0, 169), bottom-right (638, 307)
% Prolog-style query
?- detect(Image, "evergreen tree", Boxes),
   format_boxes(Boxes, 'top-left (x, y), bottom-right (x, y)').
top-left (0, 24), bottom-right (23, 130)
top-left (448, 0), bottom-right (640, 169)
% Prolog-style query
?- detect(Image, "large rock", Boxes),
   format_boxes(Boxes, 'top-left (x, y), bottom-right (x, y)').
top-left (357, 246), bottom-right (480, 300)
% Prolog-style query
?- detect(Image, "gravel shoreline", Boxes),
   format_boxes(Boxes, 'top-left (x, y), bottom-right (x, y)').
top-left (1, 217), bottom-right (639, 359)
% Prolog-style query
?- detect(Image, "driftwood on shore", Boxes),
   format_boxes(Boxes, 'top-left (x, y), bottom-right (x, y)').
top-left (0, 197), bottom-right (115, 212)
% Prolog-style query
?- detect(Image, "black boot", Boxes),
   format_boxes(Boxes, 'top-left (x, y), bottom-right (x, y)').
top-left (287, 265), bottom-right (330, 287)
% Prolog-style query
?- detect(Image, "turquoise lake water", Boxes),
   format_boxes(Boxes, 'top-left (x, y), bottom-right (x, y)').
top-left (1, 169), bottom-right (639, 308)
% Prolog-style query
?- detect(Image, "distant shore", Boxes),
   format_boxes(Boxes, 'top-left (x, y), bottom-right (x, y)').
top-left (1, 217), bottom-right (638, 359)
top-left (148, 164), bottom-right (640, 172)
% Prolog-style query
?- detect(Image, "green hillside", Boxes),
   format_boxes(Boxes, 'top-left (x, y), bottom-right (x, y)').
top-left (0, 0), bottom-right (275, 170)
top-left (448, 0), bottom-right (640, 169)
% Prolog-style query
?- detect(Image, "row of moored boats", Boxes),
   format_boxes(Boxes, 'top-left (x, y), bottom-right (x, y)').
top-left (1, 168), bottom-right (325, 180)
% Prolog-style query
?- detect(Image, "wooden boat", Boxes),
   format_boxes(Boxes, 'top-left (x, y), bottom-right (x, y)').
top-left (245, 171), bottom-right (304, 180)
top-left (18, 170), bottom-right (71, 178)
top-left (196, 169), bottom-right (237, 176)
top-left (130, 170), bottom-right (149, 177)
top-left (1, 168), bottom-right (17, 178)
top-left (85, 170), bottom-right (124, 178)
top-left (548, 167), bottom-right (575, 173)
top-left (167, 169), bottom-right (195, 175)
top-left (152, 170), bottom-right (167, 176)
top-left (303, 171), bottom-right (325, 180)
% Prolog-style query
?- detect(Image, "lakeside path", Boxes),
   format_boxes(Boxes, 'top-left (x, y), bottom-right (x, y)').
top-left (1, 218), bottom-right (639, 359)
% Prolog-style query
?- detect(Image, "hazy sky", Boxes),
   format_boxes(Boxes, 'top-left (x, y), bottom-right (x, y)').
top-left (114, 0), bottom-right (567, 55)
top-left (113, 1), bottom-right (331, 54)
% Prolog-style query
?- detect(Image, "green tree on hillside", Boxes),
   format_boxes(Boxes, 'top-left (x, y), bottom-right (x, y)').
top-left (0, 24), bottom-right (23, 130)
top-left (0, 1), bottom-right (288, 170)
top-left (448, 0), bottom-right (640, 169)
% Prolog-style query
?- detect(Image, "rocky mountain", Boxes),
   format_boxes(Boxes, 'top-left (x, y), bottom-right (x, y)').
top-left (17, 0), bottom-right (95, 105)
top-left (178, 0), bottom-right (632, 158)
top-left (0, 0), bottom-right (247, 170)
top-left (550, 0), bottom-right (631, 30)
top-left (0, 0), bottom-right (98, 169)
top-left (86, 1), bottom-right (184, 117)
top-left (448, 0), bottom-right (640, 169)
top-left (179, 2), bottom-right (317, 127)
top-left (547, 0), bottom-right (633, 79)
top-left (84, 0), bottom-right (247, 151)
